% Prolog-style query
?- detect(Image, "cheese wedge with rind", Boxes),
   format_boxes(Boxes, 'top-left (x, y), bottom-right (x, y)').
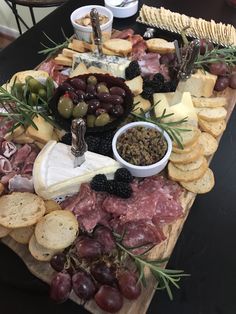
top-left (33, 140), bottom-right (121, 199)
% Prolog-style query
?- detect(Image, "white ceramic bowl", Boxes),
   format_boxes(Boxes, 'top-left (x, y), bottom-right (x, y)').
top-left (104, 0), bottom-right (138, 18)
top-left (70, 5), bottom-right (113, 42)
top-left (112, 121), bottom-right (172, 177)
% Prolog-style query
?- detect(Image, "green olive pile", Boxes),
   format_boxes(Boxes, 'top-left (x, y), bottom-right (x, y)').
top-left (57, 75), bottom-right (127, 127)
top-left (11, 76), bottom-right (55, 105)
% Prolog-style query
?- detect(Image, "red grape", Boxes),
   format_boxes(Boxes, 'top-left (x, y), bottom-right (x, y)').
top-left (95, 285), bottom-right (123, 313)
top-left (160, 53), bottom-right (176, 64)
top-left (50, 272), bottom-right (72, 303)
top-left (118, 271), bottom-right (141, 300)
top-left (214, 76), bottom-right (230, 91)
top-left (75, 237), bottom-right (102, 260)
top-left (50, 253), bottom-right (67, 272)
top-left (93, 226), bottom-right (116, 254)
top-left (199, 39), bottom-right (214, 55)
top-left (90, 261), bottom-right (117, 285)
top-left (209, 62), bottom-right (228, 76)
top-left (72, 271), bottom-right (96, 300)
top-left (229, 73), bottom-right (236, 89)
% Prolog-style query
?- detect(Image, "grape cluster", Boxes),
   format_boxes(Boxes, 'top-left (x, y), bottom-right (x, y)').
top-left (90, 168), bottom-right (133, 198)
top-left (49, 226), bottom-right (141, 313)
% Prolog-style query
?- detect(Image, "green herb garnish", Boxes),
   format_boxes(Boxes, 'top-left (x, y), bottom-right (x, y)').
top-left (39, 29), bottom-right (71, 57)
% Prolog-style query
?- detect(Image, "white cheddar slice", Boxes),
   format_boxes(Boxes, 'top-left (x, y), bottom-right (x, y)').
top-left (33, 141), bottom-right (121, 199)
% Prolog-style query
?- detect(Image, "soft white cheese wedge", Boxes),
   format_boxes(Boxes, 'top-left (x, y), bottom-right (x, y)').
top-left (33, 140), bottom-right (121, 200)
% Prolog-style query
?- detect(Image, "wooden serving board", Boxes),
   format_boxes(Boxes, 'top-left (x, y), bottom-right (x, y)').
top-left (2, 87), bottom-right (236, 314)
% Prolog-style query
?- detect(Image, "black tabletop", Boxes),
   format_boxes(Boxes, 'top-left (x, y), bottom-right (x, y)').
top-left (1, 1), bottom-right (236, 314)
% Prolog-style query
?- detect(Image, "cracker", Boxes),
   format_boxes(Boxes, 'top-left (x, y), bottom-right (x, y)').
top-left (180, 168), bottom-right (215, 194)
top-left (10, 225), bottom-right (35, 244)
top-left (168, 158), bottom-right (208, 182)
top-left (0, 225), bottom-right (11, 238)
top-left (29, 234), bottom-right (60, 262)
top-left (103, 39), bottom-right (132, 57)
top-left (198, 132), bottom-right (218, 156)
top-left (192, 96), bottom-right (227, 108)
top-left (174, 156), bottom-right (205, 171)
top-left (198, 118), bottom-right (226, 138)
top-left (172, 140), bottom-right (198, 154)
top-left (173, 125), bottom-right (201, 148)
top-left (0, 192), bottom-right (45, 228)
top-left (196, 107), bottom-right (227, 122)
top-left (44, 200), bottom-right (62, 214)
top-left (35, 210), bottom-right (78, 250)
top-left (170, 144), bottom-right (204, 164)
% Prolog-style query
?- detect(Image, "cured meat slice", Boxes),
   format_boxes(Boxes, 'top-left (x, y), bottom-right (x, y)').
top-left (10, 144), bottom-right (32, 170)
top-left (8, 175), bottom-right (34, 193)
top-left (21, 151), bottom-right (38, 175)
top-left (0, 155), bottom-right (12, 173)
top-left (128, 34), bottom-right (143, 46)
top-left (131, 40), bottom-right (148, 60)
top-left (2, 141), bottom-right (17, 158)
top-left (138, 53), bottom-right (170, 80)
top-left (111, 28), bottom-right (134, 39)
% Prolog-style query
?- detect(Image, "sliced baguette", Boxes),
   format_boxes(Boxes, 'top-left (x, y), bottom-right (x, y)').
top-left (54, 54), bottom-right (73, 67)
top-left (174, 156), bottom-right (205, 171)
top-left (62, 48), bottom-right (78, 58)
top-left (196, 107), bottom-right (227, 122)
top-left (198, 132), bottom-right (218, 156)
top-left (170, 144), bottom-right (204, 164)
top-left (172, 139), bottom-right (198, 154)
top-left (192, 96), bottom-right (227, 108)
top-left (180, 168), bottom-right (215, 194)
top-left (103, 39), bottom-right (132, 56)
top-left (29, 234), bottom-right (60, 261)
top-left (10, 225), bottom-right (35, 244)
top-left (125, 76), bottom-right (143, 96)
top-left (168, 159), bottom-right (208, 182)
top-left (198, 118), bottom-right (226, 138)
top-left (0, 225), bottom-right (11, 238)
top-left (146, 38), bottom-right (175, 54)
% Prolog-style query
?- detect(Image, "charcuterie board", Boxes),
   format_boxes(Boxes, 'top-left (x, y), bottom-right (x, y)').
top-left (2, 86), bottom-right (236, 313)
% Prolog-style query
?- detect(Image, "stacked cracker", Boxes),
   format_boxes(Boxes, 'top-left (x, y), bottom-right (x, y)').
top-left (137, 5), bottom-right (236, 46)
top-left (0, 193), bottom-right (78, 261)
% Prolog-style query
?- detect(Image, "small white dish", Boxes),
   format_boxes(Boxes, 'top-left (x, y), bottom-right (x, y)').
top-left (70, 5), bottom-right (113, 42)
top-left (104, 0), bottom-right (138, 18)
top-left (112, 121), bottom-right (172, 177)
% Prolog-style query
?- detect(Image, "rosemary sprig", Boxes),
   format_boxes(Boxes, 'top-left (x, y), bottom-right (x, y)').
top-left (116, 242), bottom-right (189, 300)
top-left (38, 29), bottom-right (71, 57)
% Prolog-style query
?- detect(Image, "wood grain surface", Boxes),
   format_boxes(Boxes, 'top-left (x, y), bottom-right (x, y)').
top-left (2, 87), bottom-right (236, 314)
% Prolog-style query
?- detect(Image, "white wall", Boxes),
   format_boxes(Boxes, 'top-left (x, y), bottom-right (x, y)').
top-left (0, 1), bottom-right (55, 37)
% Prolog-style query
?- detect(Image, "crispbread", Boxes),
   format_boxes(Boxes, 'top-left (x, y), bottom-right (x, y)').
top-left (170, 144), bottom-right (204, 164)
top-left (198, 132), bottom-right (218, 156)
top-left (10, 225), bottom-right (35, 244)
top-left (168, 159), bottom-right (208, 182)
top-left (174, 156), bottom-right (205, 171)
top-left (192, 96), bottom-right (227, 108)
top-left (0, 192), bottom-right (45, 228)
top-left (146, 38), bottom-right (175, 53)
top-left (44, 200), bottom-right (62, 214)
top-left (103, 39), bottom-right (132, 56)
top-left (172, 139), bottom-right (198, 154)
top-left (0, 225), bottom-right (11, 238)
top-left (10, 70), bottom-right (49, 85)
top-left (180, 168), bottom-right (215, 194)
top-left (198, 118), bottom-right (226, 138)
top-left (29, 234), bottom-right (60, 261)
top-left (196, 107), bottom-right (227, 122)
top-left (173, 125), bottom-right (201, 148)
top-left (35, 210), bottom-right (78, 250)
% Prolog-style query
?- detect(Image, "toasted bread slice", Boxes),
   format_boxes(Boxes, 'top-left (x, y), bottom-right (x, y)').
top-left (54, 54), bottom-right (73, 67)
top-left (10, 225), bottom-right (35, 244)
top-left (180, 168), bottom-right (215, 194)
top-left (173, 125), bottom-right (201, 148)
top-left (196, 107), bottom-right (227, 122)
top-left (172, 139), bottom-right (198, 154)
top-left (170, 144), bottom-right (204, 164)
top-left (146, 38), bottom-right (175, 54)
top-left (62, 48), bottom-right (78, 58)
top-left (192, 96), bottom-right (227, 108)
top-left (13, 133), bottom-right (34, 144)
top-left (44, 200), bottom-right (62, 214)
top-left (125, 76), bottom-right (143, 96)
top-left (0, 225), bottom-right (11, 238)
top-left (103, 39), bottom-right (132, 56)
top-left (198, 118), bottom-right (226, 138)
top-left (174, 156), bottom-right (205, 171)
top-left (168, 158), bottom-right (208, 182)
top-left (198, 132), bottom-right (218, 156)
top-left (29, 234), bottom-right (60, 261)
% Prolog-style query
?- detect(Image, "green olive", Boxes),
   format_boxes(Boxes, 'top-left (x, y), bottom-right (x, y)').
top-left (11, 82), bottom-right (24, 100)
top-left (97, 83), bottom-right (109, 94)
top-left (25, 75), bottom-right (34, 83)
top-left (58, 95), bottom-right (74, 119)
top-left (87, 75), bottom-right (97, 85)
top-left (28, 92), bottom-right (38, 106)
top-left (86, 114), bottom-right (96, 127)
top-left (28, 78), bottom-right (44, 93)
top-left (72, 101), bottom-right (88, 118)
top-left (94, 113), bottom-right (110, 127)
top-left (38, 88), bottom-right (47, 100)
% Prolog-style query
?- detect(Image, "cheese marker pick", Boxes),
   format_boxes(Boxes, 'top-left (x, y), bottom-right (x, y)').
top-left (71, 118), bottom-right (87, 167)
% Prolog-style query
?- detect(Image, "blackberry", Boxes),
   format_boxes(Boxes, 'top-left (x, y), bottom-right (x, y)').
top-left (153, 73), bottom-right (165, 84)
top-left (162, 81), bottom-right (177, 92)
top-left (114, 168), bottom-right (133, 183)
top-left (115, 182), bottom-right (132, 199)
top-left (141, 87), bottom-right (154, 100)
top-left (90, 174), bottom-right (108, 192)
top-left (98, 139), bottom-right (112, 156)
top-left (61, 132), bottom-right (72, 145)
top-left (106, 180), bottom-right (118, 194)
top-left (86, 136), bottom-right (100, 153)
top-left (125, 61), bottom-right (141, 80)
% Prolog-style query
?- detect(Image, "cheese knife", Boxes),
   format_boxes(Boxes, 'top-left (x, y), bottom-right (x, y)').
top-left (71, 118), bottom-right (87, 167)
top-left (90, 8), bottom-right (103, 55)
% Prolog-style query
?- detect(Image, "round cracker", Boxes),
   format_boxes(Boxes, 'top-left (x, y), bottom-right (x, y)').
top-left (35, 210), bottom-right (78, 250)
top-left (0, 224), bottom-right (11, 238)
top-left (180, 168), bottom-right (215, 194)
top-left (29, 234), bottom-right (60, 261)
top-left (170, 144), bottom-right (204, 164)
top-left (198, 132), bottom-right (218, 156)
top-left (44, 200), bottom-right (62, 214)
top-left (173, 126), bottom-right (201, 148)
top-left (172, 139), bottom-right (198, 154)
top-left (174, 156), bottom-right (205, 171)
top-left (10, 225), bottom-right (35, 244)
top-left (0, 192), bottom-right (46, 228)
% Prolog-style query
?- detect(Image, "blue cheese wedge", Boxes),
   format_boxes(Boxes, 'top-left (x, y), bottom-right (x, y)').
top-left (73, 53), bottom-right (130, 78)
top-left (33, 140), bottom-right (121, 199)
